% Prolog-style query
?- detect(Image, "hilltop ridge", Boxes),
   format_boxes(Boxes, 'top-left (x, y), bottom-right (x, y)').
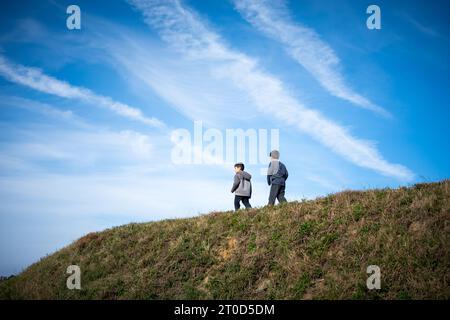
top-left (1, 180), bottom-right (449, 299)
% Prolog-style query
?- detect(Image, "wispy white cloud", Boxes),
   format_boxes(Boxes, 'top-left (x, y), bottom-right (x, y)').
top-left (2, 94), bottom-right (236, 175)
top-left (403, 14), bottom-right (442, 38)
top-left (1, 95), bottom-right (88, 127)
top-left (127, 0), bottom-right (413, 181)
top-left (0, 96), bottom-right (161, 173)
top-left (232, 0), bottom-right (391, 117)
top-left (0, 127), bottom-right (155, 170)
top-left (108, 38), bottom-right (257, 126)
top-left (0, 54), bottom-right (165, 128)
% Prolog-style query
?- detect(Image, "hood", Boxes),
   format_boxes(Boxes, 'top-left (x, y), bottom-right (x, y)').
top-left (237, 171), bottom-right (252, 181)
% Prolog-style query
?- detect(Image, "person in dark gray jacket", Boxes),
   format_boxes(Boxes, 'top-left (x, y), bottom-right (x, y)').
top-left (267, 150), bottom-right (288, 205)
top-left (231, 162), bottom-right (252, 211)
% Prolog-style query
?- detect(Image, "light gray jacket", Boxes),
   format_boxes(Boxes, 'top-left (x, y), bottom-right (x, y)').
top-left (231, 171), bottom-right (252, 198)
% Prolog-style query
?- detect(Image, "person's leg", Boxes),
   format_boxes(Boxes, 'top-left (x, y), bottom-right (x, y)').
top-left (268, 184), bottom-right (279, 205)
top-left (277, 185), bottom-right (287, 203)
top-left (242, 197), bottom-right (252, 209)
top-left (234, 196), bottom-right (241, 211)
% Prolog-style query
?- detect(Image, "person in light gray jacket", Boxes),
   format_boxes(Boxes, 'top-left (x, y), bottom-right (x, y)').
top-left (267, 150), bottom-right (288, 205)
top-left (231, 162), bottom-right (252, 211)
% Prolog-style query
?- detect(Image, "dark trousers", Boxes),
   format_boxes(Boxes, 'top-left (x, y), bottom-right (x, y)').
top-left (234, 195), bottom-right (252, 211)
top-left (268, 184), bottom-right (287, 205)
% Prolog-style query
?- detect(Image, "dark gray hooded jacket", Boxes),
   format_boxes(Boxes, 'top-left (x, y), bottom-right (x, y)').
top-left (267, 160), bottom-right (288, 186)
top-left (231, 171), bottom-right (252, 198)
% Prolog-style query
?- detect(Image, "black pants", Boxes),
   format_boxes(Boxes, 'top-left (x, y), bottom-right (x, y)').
top-left (234, 196), bottom-right (252, 211)
top-left (268, 184), bottom-right (287, 205)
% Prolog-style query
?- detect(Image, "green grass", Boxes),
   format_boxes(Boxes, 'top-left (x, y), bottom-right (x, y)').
top-left (1, 180), bottom-right (449, 300)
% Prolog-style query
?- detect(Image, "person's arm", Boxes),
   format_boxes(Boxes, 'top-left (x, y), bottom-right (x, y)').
top-left (285, 166), bottom-right (289, 180)
top-left (267, 162), bottom-right (272, 185)
top-left (231, 175), bottom-right (240, 193)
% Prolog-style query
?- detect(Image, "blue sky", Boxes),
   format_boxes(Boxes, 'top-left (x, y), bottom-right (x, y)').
top-left (0, 0), bottom-right (449, 276)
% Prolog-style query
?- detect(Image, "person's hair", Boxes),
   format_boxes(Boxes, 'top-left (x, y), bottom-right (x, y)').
top-left (234, 162), bottom-right (245, 171)
top-left (269, 150), bottom-right (280, 159)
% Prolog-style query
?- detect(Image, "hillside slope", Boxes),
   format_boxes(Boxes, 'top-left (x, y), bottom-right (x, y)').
top-left (1, 180), bottom-right (449, 299)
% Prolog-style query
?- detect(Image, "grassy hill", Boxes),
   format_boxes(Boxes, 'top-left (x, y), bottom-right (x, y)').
top-left (1, 180), bottom-right (449, 300)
